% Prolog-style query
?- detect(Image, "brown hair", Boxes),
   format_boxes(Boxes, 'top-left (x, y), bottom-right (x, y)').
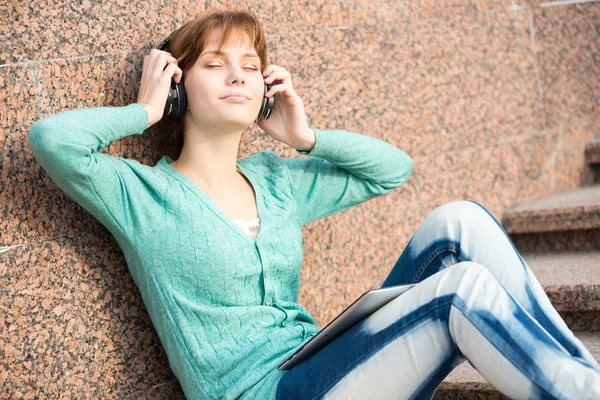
top-left (155, 10), bottom-right (269, 160)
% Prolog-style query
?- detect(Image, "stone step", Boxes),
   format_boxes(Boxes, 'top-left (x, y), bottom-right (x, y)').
top-left (502, 186), bottom-right (600, 234)
top-left (433, 331), bottom-right (600, 399)
top-left (584, 139), bottom-right (600, 185)
top-left (509, 228), bottom-right (600, 253)
top-left (525, 251), bottom-right (600, 331)
top-left (586, 139), bottom-right (600, 165)
top-left (502, 186), bottom-right (600, 252)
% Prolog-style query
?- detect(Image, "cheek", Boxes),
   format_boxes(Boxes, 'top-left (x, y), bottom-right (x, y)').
top-left (253, 82), bottom-right (266, 101)
top-left (185, 78), bottom-right (214, 103)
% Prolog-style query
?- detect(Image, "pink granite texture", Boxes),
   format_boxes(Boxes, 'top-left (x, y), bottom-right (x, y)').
top-left (584, 139), bottom-right (600, 185)
top-left (502, 186), bottom-right (600, 233)
top-left (510, 228), bottom-right (600, 253)
top-left (1, 0), bottom-right (599, 398)
top-left (587, 140), bottom-right (600, 164)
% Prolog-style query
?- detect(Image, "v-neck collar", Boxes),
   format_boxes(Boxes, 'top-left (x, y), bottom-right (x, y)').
top-left (156, 155), bottom-right (263, 246)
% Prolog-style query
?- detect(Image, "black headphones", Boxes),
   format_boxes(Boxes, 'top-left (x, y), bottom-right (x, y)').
top-left (156, 31), bottom-right (275, 121)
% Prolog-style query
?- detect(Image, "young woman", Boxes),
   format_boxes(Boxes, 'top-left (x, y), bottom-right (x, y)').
top-left (29, 10), bottom-right (600, 400)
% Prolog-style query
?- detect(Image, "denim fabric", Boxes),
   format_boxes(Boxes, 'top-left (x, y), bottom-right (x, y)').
top-left (275, 200), bottom-right (600, 400)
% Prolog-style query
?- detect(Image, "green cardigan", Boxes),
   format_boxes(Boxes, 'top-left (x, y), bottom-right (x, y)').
top-left (28, 103), bottom-right (414, 399)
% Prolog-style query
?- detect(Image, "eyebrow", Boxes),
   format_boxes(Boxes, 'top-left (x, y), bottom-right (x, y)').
top-left (201, 50), bottom-right (260, 59)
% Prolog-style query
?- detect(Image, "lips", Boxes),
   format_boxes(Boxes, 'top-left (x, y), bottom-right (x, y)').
top-left (222, 93), bottom-right (250, 100)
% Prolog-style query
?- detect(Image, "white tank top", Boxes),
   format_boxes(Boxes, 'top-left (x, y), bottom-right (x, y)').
top-left (231, 217), bottom-right (261, 241)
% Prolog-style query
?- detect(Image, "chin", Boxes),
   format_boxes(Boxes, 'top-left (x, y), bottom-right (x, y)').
top-left (221, 116), bottom-right (256, 129)
top-left (222, 111), bottom-right (259, 125)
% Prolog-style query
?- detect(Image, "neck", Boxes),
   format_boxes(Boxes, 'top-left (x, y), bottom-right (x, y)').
top-left (171, 124), bottom-right (246, 191)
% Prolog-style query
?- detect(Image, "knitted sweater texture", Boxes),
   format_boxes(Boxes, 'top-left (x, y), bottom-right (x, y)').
top-left (28, 103), bottom-right (414, 399)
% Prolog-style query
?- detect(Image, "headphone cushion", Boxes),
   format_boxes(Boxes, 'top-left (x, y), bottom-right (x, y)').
top-left (174, 80), bottom-right (187, 117)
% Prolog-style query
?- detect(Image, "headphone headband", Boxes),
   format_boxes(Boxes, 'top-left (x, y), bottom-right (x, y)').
top-left (155, 31), bottom-right (273, 121)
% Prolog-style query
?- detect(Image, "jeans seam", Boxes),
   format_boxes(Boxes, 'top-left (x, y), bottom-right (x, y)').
top-left (412, 244), bottom-right (460, 283)
top-left (309, 300), bottom-right (456, 400)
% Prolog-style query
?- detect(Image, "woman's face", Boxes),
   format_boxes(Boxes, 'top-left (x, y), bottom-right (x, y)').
top-left (183, 27), bottom-right (265, 130)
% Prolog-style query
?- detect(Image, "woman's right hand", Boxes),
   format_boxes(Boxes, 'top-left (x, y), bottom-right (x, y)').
top-left (136, 49), bottom-right (183, 129)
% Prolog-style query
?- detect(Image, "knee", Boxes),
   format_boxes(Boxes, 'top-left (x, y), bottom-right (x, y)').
top-left (445, 261), bottom-right (504, 306)
top-left (448, 260), bottom-right (487, 275)
top-left (432, 199), bottom-right (484, 216)
top-left (428, 199), bottom-right (495, 227)
top-left (446, 261), bottom-right (495, 292)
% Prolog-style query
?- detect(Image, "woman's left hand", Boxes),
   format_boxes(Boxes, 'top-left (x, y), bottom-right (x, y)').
top-left (257, 65), bottom-right (315, 152)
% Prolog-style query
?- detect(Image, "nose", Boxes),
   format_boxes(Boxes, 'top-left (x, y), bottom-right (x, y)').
top-left (228, 66), bottom-right (246, 86)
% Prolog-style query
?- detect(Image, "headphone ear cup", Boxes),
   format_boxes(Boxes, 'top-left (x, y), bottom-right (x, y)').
top-left (257, 84), bottom-right (274, 121)
top-left (156, 32), bottom-right (187, 119)
top-left (174, 78), bottom-right (187, 117)
top-left (163, 77), bottom-right (187, 118)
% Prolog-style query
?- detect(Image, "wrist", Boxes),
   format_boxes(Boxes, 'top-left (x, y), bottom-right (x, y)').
top-left (294, 128), bottom-right (316, 152)
top-left (137, 103), bottom-right (160, 129)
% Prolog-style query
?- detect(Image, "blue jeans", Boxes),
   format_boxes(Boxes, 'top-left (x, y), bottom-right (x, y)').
top-left (275, 200), bottom-right (600, 399)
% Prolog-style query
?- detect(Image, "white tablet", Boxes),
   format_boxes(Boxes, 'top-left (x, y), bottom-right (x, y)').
top-left (278, 283), bottom-right (417, 370)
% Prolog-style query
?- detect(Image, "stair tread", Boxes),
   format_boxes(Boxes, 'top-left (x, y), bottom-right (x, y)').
top-left (508, 186), bottom-right (600, 212)
top-left (502, 186), bottom-right (600, 233)
top-left (441, 331), bottom-right (600, 388)
top-left (523, 251), bottom-right (600, 286)
top-left (586, 139), bottom-right (600, 164)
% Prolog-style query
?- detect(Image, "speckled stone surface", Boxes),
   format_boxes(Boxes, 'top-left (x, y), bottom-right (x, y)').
top-left (122, 381), bottom-right (186, 400)
top-left (587, 140), bottom-right (600, 164)
top-left (510, 228), bottom-right (600, 253)
top-left (2, 0), bottom-right (600, 398)
top-left (0, 230), bottom-right (182, 398)
top-left (584, 139), bottom-right (600, 185)
top-left (522, 250), bottom-right (600, 331)
top-left (525, 252), bottom-right (600, 312)
top-left (529, 3), bottom-right (600, 128)
top-left (502, 186), bottom-right (600, 233)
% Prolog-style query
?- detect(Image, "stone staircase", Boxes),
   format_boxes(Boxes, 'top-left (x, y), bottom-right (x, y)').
top-left (434, 139), bottom-right (600, 399)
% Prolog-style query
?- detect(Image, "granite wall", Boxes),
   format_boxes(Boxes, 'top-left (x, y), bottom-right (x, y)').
top-left (1, 0), bottom-right (599, 397)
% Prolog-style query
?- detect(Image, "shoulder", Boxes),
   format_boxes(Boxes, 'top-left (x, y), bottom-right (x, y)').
top-left (243, 150), bottom-right (287, 171)
top-left (113, 156), bottom-right (161, 177)
top-left (242, 150), bottom-right (294, 190)
top-left (104, 156), bottom-right (169, 193)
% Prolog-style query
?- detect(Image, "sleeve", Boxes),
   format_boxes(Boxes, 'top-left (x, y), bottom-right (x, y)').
top-left (277, 127), bottom-right (414, 227)
top-left (28, 103), bottom-right (152, 242)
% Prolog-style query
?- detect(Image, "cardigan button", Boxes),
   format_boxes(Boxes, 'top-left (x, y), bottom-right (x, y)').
top-left (266, 297), bottom-right (272, 306)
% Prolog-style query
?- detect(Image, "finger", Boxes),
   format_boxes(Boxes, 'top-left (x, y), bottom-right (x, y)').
top-left (156, 54), bottom-right (178, 72)
top-left (148, 51), bottom-right (177, 75)
top-left (173, 65), bottom-right (184, 83)
top-left (148, 49), bottom-right (167, 69)
top-left (265, 70), bottom-right (290, 84)
top-left (143, 55), bottom-right (149, 76)
top-left (263, 64), bottom-right (287, 77)
top-left (164, 62), bottom-right (183, 83)
top-left (160, 56), bottom-right (178, 76)
top-left (151, 48), bottom-right (172, 57)
top-left (266, 82), bottom-right (295, 98)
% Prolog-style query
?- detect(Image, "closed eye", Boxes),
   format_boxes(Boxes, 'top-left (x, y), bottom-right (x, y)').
top-left (206, 64), bottom-right (258, 71)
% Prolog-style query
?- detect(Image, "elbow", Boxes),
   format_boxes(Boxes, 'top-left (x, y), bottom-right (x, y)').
top-left (28, 119), bottom-right (63, 167)
top-left (406, 155), bottom-right (414, 178)
top-left (377, 154), bottom-right (414, 193)
top-left (28, 120), bottom-right (46, 156)
top-left (395, 154), bottom-right (414, 187)
top-left (28, 117), bottom-right (59, 157)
